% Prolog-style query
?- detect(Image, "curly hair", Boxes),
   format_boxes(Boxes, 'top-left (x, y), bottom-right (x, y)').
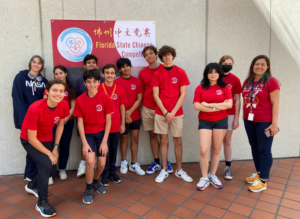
top-left (142, 45), bottom-right (158, 57)
top-left (158, 45), bottom-right (176, 62)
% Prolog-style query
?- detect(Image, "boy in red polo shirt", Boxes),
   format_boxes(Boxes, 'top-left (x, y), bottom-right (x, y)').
top-left (152, 45), bottom-right (193, 183)
top-left (115, 58), bottom-right (145, 176)
top-left (99, 64), bottom-right (127, 186)
top-left (73, 69), bottom-right (113, 205)
top-left (139, 45), bottom-right (173, 175)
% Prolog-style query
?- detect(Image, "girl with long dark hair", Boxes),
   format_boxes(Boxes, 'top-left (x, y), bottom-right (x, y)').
top-left (193, 63), bottom-right (233, 191)
top-left (243, 55), bottom-right (280, 192)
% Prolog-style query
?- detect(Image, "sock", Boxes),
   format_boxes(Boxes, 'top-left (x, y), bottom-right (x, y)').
top-left (260, 179), bottom-right (266, 184)
top-left (225, 161), bottom-right (231, 167)
top-left (81, 160), bottom-right (86, 166)
top-left (131, 162), bottom-right (136, 165)
top-left (164, 169), bottom-right (167, 172)
top-left (86, 183), bottom-right (93, 190)
top-left (93, 179), bottom-right (98, 184)
top-left (154, 158), bottom-right (160, 164)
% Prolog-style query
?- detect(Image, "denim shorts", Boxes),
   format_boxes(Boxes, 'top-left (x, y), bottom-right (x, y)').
top-left (198, 117), bottom-right (228, 130)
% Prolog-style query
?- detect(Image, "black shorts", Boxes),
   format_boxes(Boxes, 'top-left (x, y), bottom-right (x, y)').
top-left (198, 117), bottom-right (228, 130)
top-left (122, 119), bottom-right (141, 135)
top-left (85, 131), bottom-right (107, 157)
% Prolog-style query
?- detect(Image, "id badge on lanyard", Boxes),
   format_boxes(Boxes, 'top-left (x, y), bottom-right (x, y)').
top-left (248, 79), bottom-right (262, 121)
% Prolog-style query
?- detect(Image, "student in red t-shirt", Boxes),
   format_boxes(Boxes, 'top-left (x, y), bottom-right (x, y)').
top-left (193, 63), bottom-right (233, 191)
top-left (115, 58), bottom-right (145, 175)
top-left (139, 45), bottom-right (173, 175)
top-left (243, 55), bottom-right (280, 193)
top-left (99, 64), bottom-right (127, 186)
top-left (218, 55), bottom-right (242, 180)
top-left (152, 45), bottom-right (193, 183)
top-left (43, 65), bottom-right (76, 184)
top-left (21, 79), bottom-right (70, 217)
top-left (73, 69), bottom-right (113, 204)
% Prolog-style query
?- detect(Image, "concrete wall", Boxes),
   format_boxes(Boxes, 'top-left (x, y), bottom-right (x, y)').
top-left (0, 0), bottom-right (299, 175)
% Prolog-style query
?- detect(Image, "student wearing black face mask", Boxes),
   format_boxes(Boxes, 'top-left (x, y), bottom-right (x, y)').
top-left (218, 55), bottom-right (242, 180)
top-left (12, 55), bottom-right (48, 182)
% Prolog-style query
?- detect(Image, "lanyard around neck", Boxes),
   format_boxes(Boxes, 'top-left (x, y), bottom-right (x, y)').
top-left (250, 79), bottom-right (262, 111)
top-left (102, 83), bottom-right (116, 99)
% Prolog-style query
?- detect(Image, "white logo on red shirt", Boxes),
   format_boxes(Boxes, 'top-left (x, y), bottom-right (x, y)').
top-left (112, 94), bottom-right (118, 100)
top-left (228, 84), bottom-right (232, 89)
top-left (172, 77), bottom-right (177, 84)
top-left (96, 104), bottom-right (103, 111)
top-left (216, 90), bottom-right (223, 95)
top-left (65, 91), bottom-right (69, 96)
top-left (131, 84), bottom-right (136, 90)
top-left (54, 117), bottom-right (60, 124)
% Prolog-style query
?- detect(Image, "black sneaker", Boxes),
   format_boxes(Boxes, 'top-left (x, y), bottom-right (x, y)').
top-left (36, 200), bottom-right (56, 217)
top-left (83, 188), bottom-right (93, 204)
top-left (101, 177), bottom-right (109, 187)
top-left (25, 182), bottom-right (38, 198)
top-left (110, 174), bottom-right (121, 183)
top-left (93, 181), bottom-right (106, 194)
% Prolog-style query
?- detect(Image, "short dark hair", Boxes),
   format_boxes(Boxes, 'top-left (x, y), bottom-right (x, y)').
top-left (142, 45), bottom-right (158, 57)
top-left (117, 58), bottom-right (131, 70)
top-left (102, 64), bottom-right (117, 74)
top-left (83, 54), bottom-right (98, 65)
top-left (201, 63), bottom-right (227, 90)
top-left (46, 79), bottom-right (66, 92)
top-left (158, 45), bottom-right (176, 62)
top-left (83, 69), bottom-right (100, 81)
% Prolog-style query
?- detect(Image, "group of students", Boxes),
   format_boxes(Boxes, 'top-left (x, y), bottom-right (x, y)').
top-left (12, 45), bottom-right (280, 217)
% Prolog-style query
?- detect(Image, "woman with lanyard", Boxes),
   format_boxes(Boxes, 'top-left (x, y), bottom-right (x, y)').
top-left (12, 55), bottom-right (48, 182)
top-left (43, 65), bottom-right (76, 183)
top-left (193, 63), bottom-right (233, 191)
top-left (243, 55), bottom-right (280, 192)
top-left (21, 79), bottom-right (70, 217)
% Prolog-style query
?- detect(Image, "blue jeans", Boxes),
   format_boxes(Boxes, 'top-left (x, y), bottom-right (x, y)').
top-left (244, 119), bottom-right (274, 179)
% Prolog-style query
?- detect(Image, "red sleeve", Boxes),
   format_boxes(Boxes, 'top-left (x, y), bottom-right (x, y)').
top-left (61, 101), bottom-right (70, 119)
top-left (193, 86), bottom-right (202, 103)
top-left (43, 89), bottom-right (47, 95)
top-left (137, 80), bottom-right (143, 94)
top-left (105, 96), bottom-right (114, 114)
top-left (179, 69), bottom-right (190, 87)
top-left (119, 87), bottom-right (128, 105)
top-left (234, 77), bottom-right (243, 94)
top-left (73, 99), bottom-right (83, 118)
top-left (225, 85), bottom-right (233, 99)
top-left (151, 71), bottom-right (160, 87)
top-left (267, 78), bottom-right (280, 93)
top-left (25, 109), bottom-right (39, 131)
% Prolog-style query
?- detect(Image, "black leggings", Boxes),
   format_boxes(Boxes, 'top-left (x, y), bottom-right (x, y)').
top-left (21, 138), bottom-right (56, 203)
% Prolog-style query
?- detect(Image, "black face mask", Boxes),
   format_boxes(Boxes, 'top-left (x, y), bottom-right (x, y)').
top-left (222, 65), bottom-right (232, 73)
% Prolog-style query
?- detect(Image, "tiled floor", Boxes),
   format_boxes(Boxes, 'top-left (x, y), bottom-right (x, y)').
top-left (1, 158), bottom-right (300, 219)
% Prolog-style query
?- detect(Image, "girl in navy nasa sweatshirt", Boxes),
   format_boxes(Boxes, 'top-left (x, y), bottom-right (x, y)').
top-left (12, 55), bottom-right (48, 180)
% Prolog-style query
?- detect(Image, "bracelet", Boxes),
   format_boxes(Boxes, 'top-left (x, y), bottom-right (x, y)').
top-left (54, 143), bottom-right (59, 147)
top-left (164, 112), bottom-right (169, 117)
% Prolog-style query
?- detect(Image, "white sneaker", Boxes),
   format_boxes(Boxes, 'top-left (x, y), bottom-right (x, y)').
top-left (129, 163), bottom-right (145, 175)
top-left (197, 177), bottom-right (210, 190)
top-left (155, 169), bottom-right (169, 183)
top-left (48, 177), bottom-right (54, 186)
top-left (77, 163), bottom-right (86, 177)
top-left (59, 170), bottom-right (67, 180)
top-left (24, 177), bottom-right (32, 182)
top-left (120, 160), bottom-right (128, 174)
top-left (175, 169), bottom-right (193, 182)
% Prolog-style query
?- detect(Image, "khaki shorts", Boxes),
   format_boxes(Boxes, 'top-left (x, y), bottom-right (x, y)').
top-left (154, 114), bottom-right (184, 137)
top-left (227, 115), bottom-right (235, 131)
top-left (141, 106), bottom-right (156, 131)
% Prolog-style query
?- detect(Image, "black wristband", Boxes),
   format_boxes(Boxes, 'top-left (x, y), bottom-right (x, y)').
top-left (164, 112), bottom-right (169, 117)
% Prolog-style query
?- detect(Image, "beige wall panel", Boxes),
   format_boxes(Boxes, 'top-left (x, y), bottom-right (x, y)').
top-left (0, 0), bottom-right (42, 175)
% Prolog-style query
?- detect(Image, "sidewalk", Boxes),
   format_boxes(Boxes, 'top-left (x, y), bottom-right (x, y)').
top-left (0, 158), bottom-right (299, 219)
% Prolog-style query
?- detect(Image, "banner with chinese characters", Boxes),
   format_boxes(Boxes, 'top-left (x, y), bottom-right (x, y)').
top-left (51, 20), bottom-right (155, 85)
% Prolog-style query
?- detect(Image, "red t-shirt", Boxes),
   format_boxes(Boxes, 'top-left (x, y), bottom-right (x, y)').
top-left (193, 84), bottom-right (233, 122)
top-left (98, 83), bottom-right (128, 133)
top-left (151, 65), bottom-right (190, 116)
top-left (114, 76), bottom-right (143, 121)
top-left (242, 77), bottom-right (280, 122)
top-left (223, 73), bottom-right (242, 115)
top-left (20, 99), bottom-right (70, 142)
top-left (73, 91), bottom-right (113, 134)
top-left (43, 87), bottom-right (76, 120)
top-left (139, 64), bottom-right (163, 110)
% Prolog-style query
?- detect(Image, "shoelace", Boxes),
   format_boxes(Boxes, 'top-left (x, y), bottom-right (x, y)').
top-left (41, 200), bottom-right (51, 209)
top-left (85, 189), bottom-right (93, 196)
top-left (252, 180), bottom-right (260, 186)
top-left (199, 177), bottom-right (208, 185)
top-left (178, 170), bottom-right (188, 178)
top-left (211, 175), bottom-right (221, 185)
top-left (225, 166), bottom-right (232, 174)
top-left (250, 172), bottom-right (257, 178)
top-left (134, 163), bottom-right (141, 170)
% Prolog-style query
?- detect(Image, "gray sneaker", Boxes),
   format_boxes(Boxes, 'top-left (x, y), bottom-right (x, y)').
top-left (83, 188), bottom-right (93, 204)
top-left (93, 181), bottom-right (106, 194)
top-left (224, 166), bottom-right (233, 180)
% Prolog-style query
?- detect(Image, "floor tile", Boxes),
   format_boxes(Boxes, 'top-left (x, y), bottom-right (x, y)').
top-left (136, 184), bottom-right (156, 194)
top-left (156, 200), bottom-right (179, 213)
top-left (280, 198), bottom-right (300, 211)
top-left (174, 186), bottom-right (194, 197)
top-left (190, 192), bottom-right (213, 203)
top-left (98, 192), bottom-right (120, 203)
top-left (215, 190), bottom-right (237, 201)
top-left (278, 206), bottom-right (300, 219)
top-left (5, 193), bottom-right (28, 204)
top-left (223, 211), bottom-right (247, 219)
top-left (0, 205), bottom-right (20, 218)
top-left (255, 200), bottom-right (278, 214)
top-left (55, 201), bottom-right (80, 214)
top-left (144, 209), bottom-right (169, 219)
top-left (228, 203), bottom-right (252, 217)
top-left (67, 207), bottom-right (94, 219)
top-left (114, 211), bottom-right (139, 219)
top-left (14, 198), bottom-right (36, 210)
top-left (159, 182), bottom-right (179, 192)
top-left (127, 202), bottom-right (151, 216)
top-left (98, 205), bottom-right (122, 218)
top-left (112, 197), bottom-right (135, 209)
top-left (165, 193), bottom-right (187, 205)
top-left (173, 206), bottom-right (198, 219)
top-left (183, 198), bottom-right (205, 211)
top-left (283, 191), bottom-right (300, 202)
top-left (110, 185), bottom-right (131, 196)
top-left (259, 193), bottom-right (281, 205)
top-left (139, 195), bottom-right (161, 207)
top-left (84, 199), bottom-right (107, 212)
top-left (124, 190), bottom-right (145, 201)
top-left (234, 195), bottom-right (257, 207)
top-left (201, 204), bottom-right (226, 218)
top-left (150, 188), bottom-right (169, 199)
